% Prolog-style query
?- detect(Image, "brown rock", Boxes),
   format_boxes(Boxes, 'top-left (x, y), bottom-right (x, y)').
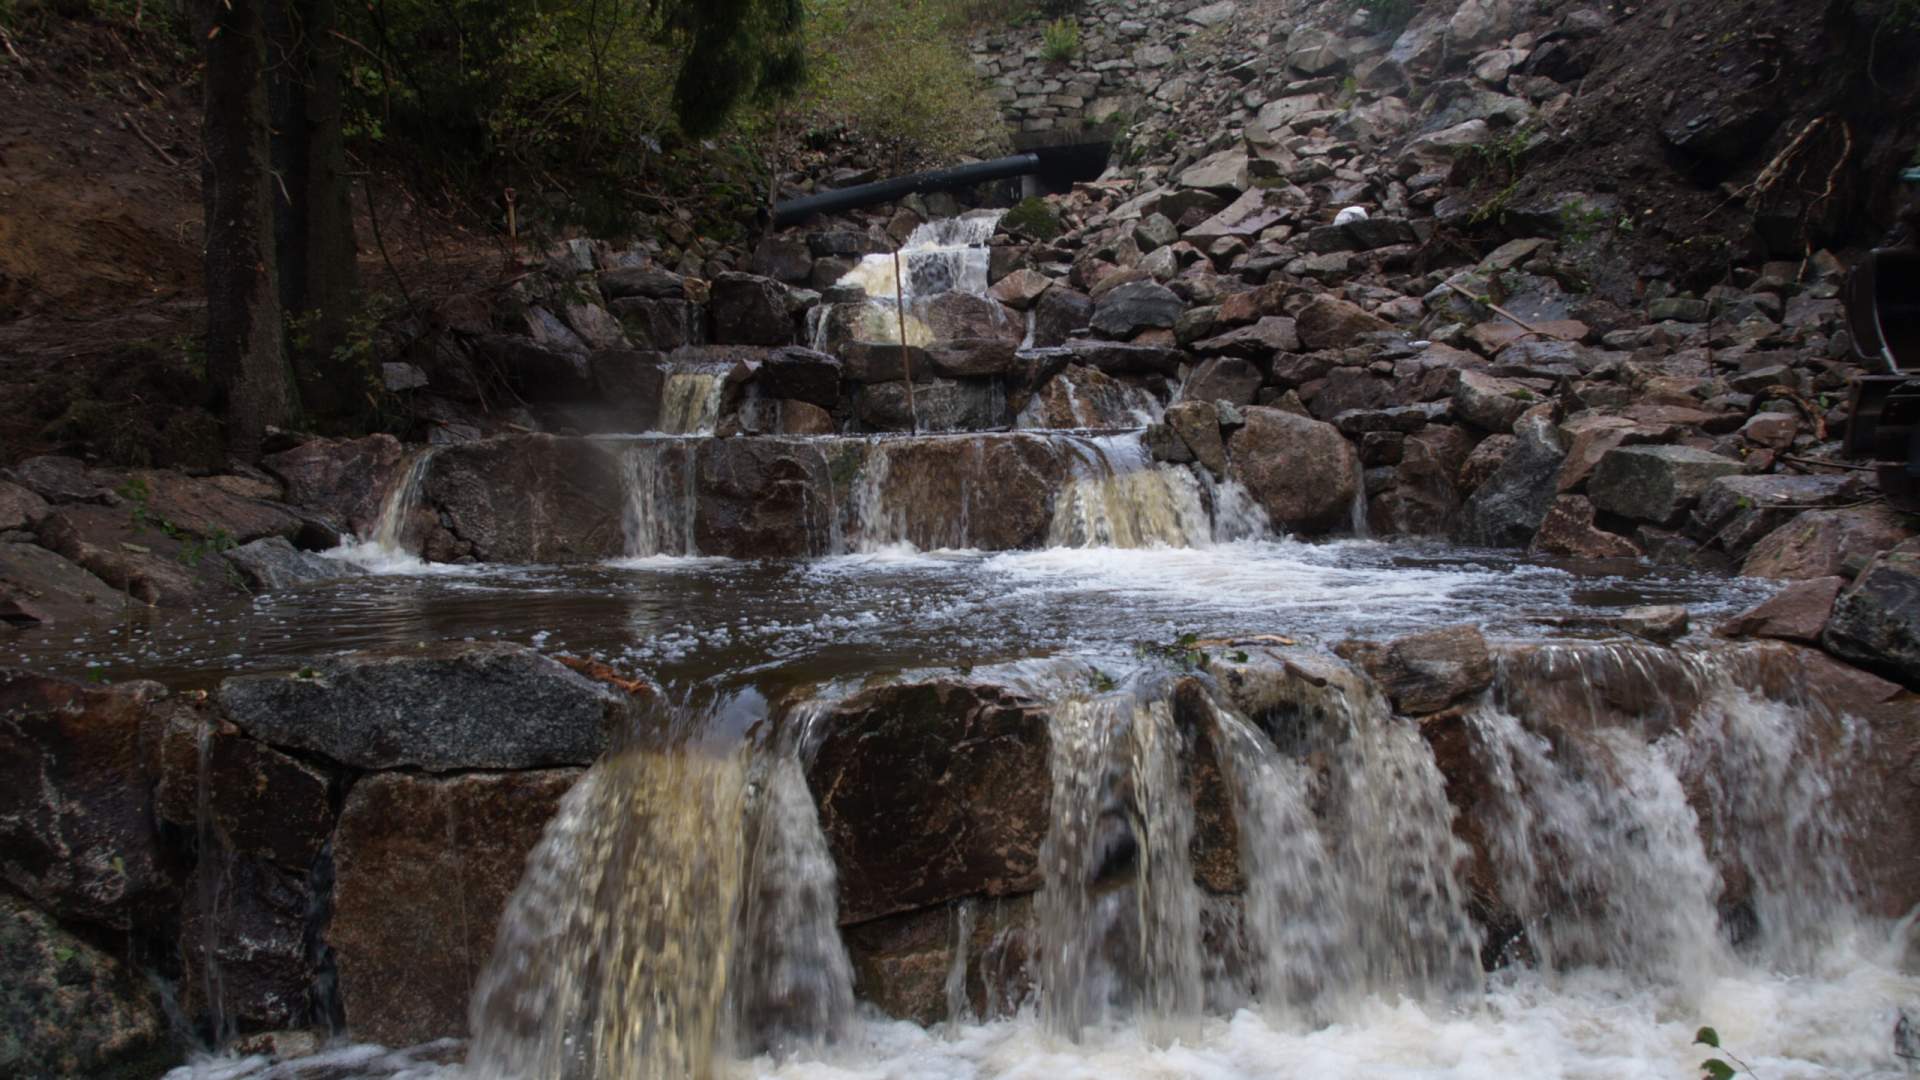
top-left (1373, 424), bottom-right (1475, 535)
top-left (1530, 495), bottom-right (1643, 559)
top-left (1182, 356), bottom-right (1266, 407)
top-left (1339, 625), bottom-right (1494, 715)
top-left (1457, 433), bottom-right (1515, 493)
top-left (0, 891), bottom-right (170, 1078)
top-left (807, 680), bottom-right (1052, 924)
top-left (262, 434), bottom-right (407, 537)
top-left (0, 479), bottom-right (50, 531)
top-left (1716, 576), bottom-right (1845, 643)
top-left (154, 704), bottom-right (335, 870)
top-left (1555, 414), bottom-right (1665, 493)
top-left (0, 541), bottom-right (128, 626)
top-left (1165, 400), bottom-right (1228, 476)
top-left (1742, 506), bottom-right (1917, 580)
top-left (36, 505), bottom-right (252, 607)
top-left (776, 399), bottom-right (837, 435)
top-left (1228, 407), bottom-right (1362, 535)
top-left (330, 768), bottom-right (581, 1045)
top-left (120, 469), bottom-right (305, 544)
top-left (841, 896), bottom-right (1034, 1024)
top-left (1294, 295), bottom-right (1393, 350)
top-left (1016, 365), bottom-right (1146, 429)
top-left (425, 434), bottom-right (628, 562)
top-left (0, 672), bottom-right (171, 928)
top-left (989, 268), bottom-right (1053, 310)
top-left (1170, 677), bottom-right (1246, 893)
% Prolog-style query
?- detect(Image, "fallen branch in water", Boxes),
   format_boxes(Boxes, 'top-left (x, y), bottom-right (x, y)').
top-left (554, 655), bottom-right (653, 696)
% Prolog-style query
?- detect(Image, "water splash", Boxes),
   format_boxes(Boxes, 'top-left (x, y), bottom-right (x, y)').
top-left (823, 211), bottom-right (1007, 348)
top-left (326, 447), bottom-right (440, 571)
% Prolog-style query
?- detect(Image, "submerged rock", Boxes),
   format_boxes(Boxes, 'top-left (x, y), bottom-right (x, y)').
top-left (223, 536), bottom-right (369, 591)
top-left (1339, 625), bottom-right (1494, 716)
top-left (218, 643), bottom-right (628, 771)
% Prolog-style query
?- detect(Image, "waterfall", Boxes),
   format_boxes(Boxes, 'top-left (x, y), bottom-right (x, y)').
top-left (822, 210), bottom-right (1007, 347)
top-left (1045, 436), bottom-right (1215, 549)
top-left (1036, 687), bottom-right (1205, 1040)
top-left (619, 441), bottom-right (698, 559)
top-left (327, 446), bottom-right (439, 569)
top-left (1211, 670), bottom-right (1483, 1023)
top-left (658, 368), bottom-right (728, 436)
top-left (466, 743), bottom-right (854, 1078)
top-left (1470, 644), bottom-right (1869, 981)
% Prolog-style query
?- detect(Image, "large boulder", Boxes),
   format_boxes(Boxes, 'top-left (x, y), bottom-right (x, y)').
top-left (1450, 369), bottom-right (1541, 434)
top-left (807, 680), bottom-right (1052, 924)
top-left (1689, 474), bottom-right (1864, 558)
top-left (692, 436), bottom-right (843, 555)
top-left (1227, 406), bottom-right (1363, 535)
top-left (1587, 445), bottom-right (1743, 526)
top-left (0, 892), bottom-right (170, 1078)
top-left (218, 643), bottom-right (628, 771)
top-left (757, 346), bottom-right (842, 409)
top-left (708, 272), bottom-right (794, 346)
top-left (925, 293), bottom-right (1022, 343)
top-left (0, 672), bottom-right (171, 928)
top-left (331, 768), bottom-right (581, 1046)
top-left (1182, 356), bottom-right (1265, 407)
top-left (1455, 411), bottom-right (1567, 547)
top-left (1016, 365), bottom-right (1149, 430)
top-left (0, 541), bottom-right (128, 627)
top-left (36, 505), bottom-right (250, 608)
top-left (1716, 576), bottom-right (1846, 644)
top-left (844, 436), bottom-right (1065, 551)
top-left (1742, 505), bottom-right (1916, 580)
top-left (424, 434), bottom-right (628, 562)
top-left (0, 479), bottom-right (49, 531)
top-left (1529, 494), bottom-right (1641, 559)
top-left (262, 434), bottom-right (406, 537)
top-left (1822, 544), bottom-right (1920, 687)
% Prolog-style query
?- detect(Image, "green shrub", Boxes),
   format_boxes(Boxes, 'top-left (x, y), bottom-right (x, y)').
top-left (1041, 16), bottom-right (1080, 60)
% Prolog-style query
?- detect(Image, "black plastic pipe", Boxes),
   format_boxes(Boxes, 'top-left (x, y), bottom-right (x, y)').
top-left (771, 153), bottom-right (1043, 227)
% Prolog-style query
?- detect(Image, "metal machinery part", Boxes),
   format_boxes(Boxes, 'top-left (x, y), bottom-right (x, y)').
top-left (1843, 246), bottom-right (1920, 510)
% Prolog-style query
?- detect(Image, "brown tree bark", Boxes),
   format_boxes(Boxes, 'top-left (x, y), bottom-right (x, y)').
top-left (203, 0), bottom-right (299, 459)
top-left (268, 0), bottom-right (361, 423)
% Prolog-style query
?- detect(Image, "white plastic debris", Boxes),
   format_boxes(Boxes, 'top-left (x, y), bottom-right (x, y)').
top-left (1334, 205), bottom-right (1370, 226)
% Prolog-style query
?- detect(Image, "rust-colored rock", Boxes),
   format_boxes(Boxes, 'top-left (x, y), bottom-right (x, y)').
top-left (330, 768), bottom-right (581, 1046)
top-left (0, 671), bottom-right (172, 928)
top-left (1227, 406), bottom-right (1363, 536)
top-left (262, 434), bottom-right (406, 537)
top-left (807, 680), bottom-right (1052, 925)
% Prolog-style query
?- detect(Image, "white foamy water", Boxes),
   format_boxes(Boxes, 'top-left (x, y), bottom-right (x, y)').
top-left (165, 933), bottom-right (1920, 1080)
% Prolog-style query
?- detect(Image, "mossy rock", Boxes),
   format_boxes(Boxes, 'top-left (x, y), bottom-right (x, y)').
top-left (0, 893), bottom-right (175, 1079)
top-left (1001, 197), bottom-right (1063, 242)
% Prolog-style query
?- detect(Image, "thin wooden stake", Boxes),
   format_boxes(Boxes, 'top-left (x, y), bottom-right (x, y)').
top-left (893, 245), bottom-right (917, 434)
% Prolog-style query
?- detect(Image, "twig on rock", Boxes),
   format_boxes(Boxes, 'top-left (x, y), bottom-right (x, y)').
top-left (1441, 279), bottom-right (1575, 341)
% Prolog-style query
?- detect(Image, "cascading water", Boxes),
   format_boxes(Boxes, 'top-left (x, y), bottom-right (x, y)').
top-left (1044, 436), bottom-right (1215, 549)
top-left (326, 446), bottom-right (439, 569)
top-left (1208, 664), bottom-right (1483, 1023)
top-left (657, 367), bottom-right (728, 436)
top-left (618, 441), bottom-right (698, 559)
top-left (1035, 686), bottom-right (1206, 1041)
top-left (818, 210), bottom-right (1008, 348)
top-left (465, 731), bottom-right (855, 1078)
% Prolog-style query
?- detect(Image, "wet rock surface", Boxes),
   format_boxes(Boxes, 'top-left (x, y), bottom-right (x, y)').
top-left (807, 680), bottom-right (1052, 924)
top-left (219, 643), bottom-right (626, 771)
top-left (0, 891), bottom-right (170, 1079)
top-left (331, 768), bottom-right (582, 1046)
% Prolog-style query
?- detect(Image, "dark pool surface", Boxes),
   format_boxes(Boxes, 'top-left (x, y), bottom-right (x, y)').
top-left (1, 538), bottom-right (1778, 695)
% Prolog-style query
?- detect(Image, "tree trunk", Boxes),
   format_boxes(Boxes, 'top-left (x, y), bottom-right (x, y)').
top-left (268, 0), bottom-right (361, 423)
top-left (203, 0), bottom-right (297, 459)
